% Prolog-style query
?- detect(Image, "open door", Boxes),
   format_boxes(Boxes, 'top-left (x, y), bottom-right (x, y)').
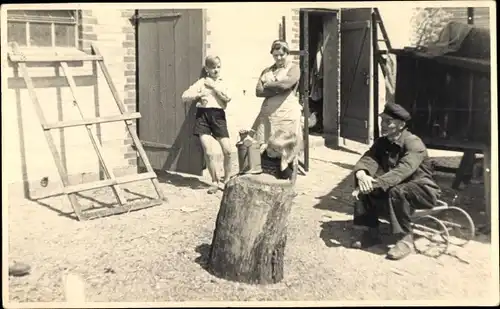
top-left (136, 9), bottom-right (205, 176)
top-left (340, 8), bottom-right (374, 145)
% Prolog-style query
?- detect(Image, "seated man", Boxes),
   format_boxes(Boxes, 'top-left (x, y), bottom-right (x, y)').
top-left (351, 102), bottom-right (441, 260)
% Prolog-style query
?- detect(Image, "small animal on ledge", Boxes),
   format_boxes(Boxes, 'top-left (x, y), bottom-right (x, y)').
top-left (260, 129), bottom-right (298, 181)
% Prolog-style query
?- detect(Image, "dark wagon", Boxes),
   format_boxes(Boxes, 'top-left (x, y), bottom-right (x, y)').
top-left (390, 22), bottom-right (492, 230)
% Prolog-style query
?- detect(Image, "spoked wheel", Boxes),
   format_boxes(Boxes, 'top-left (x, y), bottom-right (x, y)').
top-left (435, 206), bottom-right (475, 247)
top-left (412, 215), bottom-right (450, 258)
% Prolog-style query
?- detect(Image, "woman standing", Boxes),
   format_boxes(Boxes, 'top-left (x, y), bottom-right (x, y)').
top-left (182, 56), bottom-right (232, 194)
top-left (253, 40), bottom-right (303, 174)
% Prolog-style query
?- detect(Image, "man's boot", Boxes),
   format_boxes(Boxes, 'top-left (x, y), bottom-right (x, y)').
top-left (351, 227), bottom-right (382, 249)
top-left (386, 233), bottom-right (414, 260)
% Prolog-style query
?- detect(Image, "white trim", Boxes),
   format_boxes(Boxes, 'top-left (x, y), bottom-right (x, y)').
top-left (51, 23), bottom-right (56, 47)
top-left (26, 21), bottom-right (30, 47)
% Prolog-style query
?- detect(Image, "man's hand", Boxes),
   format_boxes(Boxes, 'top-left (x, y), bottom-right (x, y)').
top-left (355, 170), bottom-right (378, 194)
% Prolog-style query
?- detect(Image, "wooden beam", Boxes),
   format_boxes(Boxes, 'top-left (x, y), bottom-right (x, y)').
top-left (9, 42), bottom-right (85, 220)
top-left (59, 61), bottom-right (128, 206)
top-left (341, 21), bottom-right (370, 31)
top-left (8, 54), bottom-right (103, 63)
top-left (64, 172), bottom-right (157, 194)
top-left (43, 113), bottom-right (141, 130)
top-left (92, 44), bottom-right (166, 202)
top-left (302, 11), bottom-right (310, 172)
top-left (81, 198), bottom-right (164, 221)
top-left (391, 49), bottom-right (490, 73)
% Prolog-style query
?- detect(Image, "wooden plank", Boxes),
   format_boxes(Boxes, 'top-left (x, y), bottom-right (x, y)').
top-left (421, 137), bottom-right (487, 152)
top-left (341, 20), bottom-right (370, 31)
top-left (134, 12), bottom-right (182, 20)
top-left (303, 11), bottom-right (310, 172)
top-left (138, 140), bottom-right (173, 150)
top-left (59, 61), bottom-right (128, 206)
top-left (466, 72), bottom-right (474, 132)
top-left (9, 42), bottom-right (85, 220)
top-left (64, 172), bottom-right (157, 194)
top-left (452, 150), bottom-right (477, 190)
top-left (8, 53), bottom-right (103, 63)
top-left (391, 49), bottom-right (490, 73)
top-left (161, 12), bottom-right (178, 153)
top-left (8, 75), bottom-right (96, 89)
top-left (373, 8), bottom-right (392, 50)
top-left (174, 9), bottom-right (189, 151)
top-left (483, 147), bottom-right (491, 230)
top-left (92, 44), bottom-right (166, 202)
top-left (43, 113), bottom-right (141, 130)
top-left (372, 11), bottom-right (380, 140)
top-left (322, 12), bottom-right (340, 144)
top-left (81, 198), bottom-right (164, 221)
top-left (137, 15), bottom-right (162, 169)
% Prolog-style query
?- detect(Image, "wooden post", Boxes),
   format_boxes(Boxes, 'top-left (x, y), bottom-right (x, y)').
top-left (483, 146), bottom-right (491, 232)
top-left (452, 150), bottom-right (477, 190)
top-left (208, 173), bottom-right (296, 285)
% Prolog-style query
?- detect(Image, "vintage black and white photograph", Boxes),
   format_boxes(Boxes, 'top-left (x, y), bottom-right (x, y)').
top-left (1, 1), bottom-right (498, 306)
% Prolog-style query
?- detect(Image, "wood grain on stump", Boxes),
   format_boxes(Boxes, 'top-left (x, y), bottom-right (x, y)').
top-left (208, 173), bottom-right (296, 285)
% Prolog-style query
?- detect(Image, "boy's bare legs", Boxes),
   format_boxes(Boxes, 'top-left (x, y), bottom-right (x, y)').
top-left (217, 137), bottom-right (232, 185)
top-left (199, 134), bottom-right (220, 193)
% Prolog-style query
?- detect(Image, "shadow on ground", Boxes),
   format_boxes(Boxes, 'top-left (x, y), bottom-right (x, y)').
top-left (315, 155), bottom-right (490, 246)
top-left (156, 170), bottom-right (211, 190)
top-left (312, 166), bottom-right (356, 215)
top-left (29, 187), bottom-right (161, 222)
top-left (319, 219), bottom-right (394, 256)
top-left (194, 243), bottom-right (222, 280)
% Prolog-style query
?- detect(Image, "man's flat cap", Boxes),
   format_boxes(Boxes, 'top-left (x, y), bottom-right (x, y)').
top-left (379, 102), bottom-right (411, 122)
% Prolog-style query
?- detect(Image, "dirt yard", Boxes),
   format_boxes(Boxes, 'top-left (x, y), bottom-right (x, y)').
top-left (6, 145), bottom-right (497, 304)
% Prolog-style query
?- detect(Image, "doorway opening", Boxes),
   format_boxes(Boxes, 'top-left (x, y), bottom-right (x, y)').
top-left (299, 9), bottom-right (340, 148)
top-left (305, 12), bottom-right (326, 135)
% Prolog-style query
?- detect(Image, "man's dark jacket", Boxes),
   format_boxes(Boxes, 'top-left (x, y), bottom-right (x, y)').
top-left (353, 129), bottom-right (441, 194)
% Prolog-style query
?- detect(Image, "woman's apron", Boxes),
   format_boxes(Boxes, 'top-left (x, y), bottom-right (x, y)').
top-left (252, 62), bottom-right (303, 165)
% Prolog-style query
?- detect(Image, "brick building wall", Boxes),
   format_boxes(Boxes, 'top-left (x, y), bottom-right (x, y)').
top-left (4, 8), bottom-right (138, 199)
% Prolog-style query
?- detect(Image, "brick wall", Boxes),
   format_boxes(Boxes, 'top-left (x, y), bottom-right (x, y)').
top-left (121, 10), bottom-right (138, 168)
top-left (5, 9), bottom-right (137, 199)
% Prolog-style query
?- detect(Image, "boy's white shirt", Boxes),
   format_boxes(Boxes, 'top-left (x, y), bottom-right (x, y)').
top-left (181, 77), bottom-right (231, 109)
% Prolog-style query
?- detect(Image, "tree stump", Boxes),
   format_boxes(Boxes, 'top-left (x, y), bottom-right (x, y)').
top-left (208, 173), bottom-right (296, 285)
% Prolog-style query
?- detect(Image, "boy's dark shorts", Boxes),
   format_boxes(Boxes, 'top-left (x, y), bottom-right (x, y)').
top-left (193, 107), bottom-right (229, 139)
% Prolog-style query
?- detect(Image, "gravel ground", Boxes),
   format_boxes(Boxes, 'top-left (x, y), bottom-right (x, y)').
top-left (6, 146), bottom-right (497, 305)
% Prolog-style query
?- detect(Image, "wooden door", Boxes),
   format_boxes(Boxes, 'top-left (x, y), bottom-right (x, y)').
top-left (137, 9), bottom-right (205, 176)
top-left (322, 11), bottom-right (340, 143)
top-left (340, 8), bottom-right (374, 144)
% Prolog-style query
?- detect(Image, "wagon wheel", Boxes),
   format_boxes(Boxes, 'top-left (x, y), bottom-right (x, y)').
top-left (412, 215), bottom-right (450, 258)
top-left (435, 206), bottom-right (475, 247)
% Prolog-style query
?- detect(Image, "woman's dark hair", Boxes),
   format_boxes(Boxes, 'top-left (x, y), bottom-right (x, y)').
top-left (199, 55), bottom-right (221, 78)
top-left (269, 39), bottom-right (290, 54)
